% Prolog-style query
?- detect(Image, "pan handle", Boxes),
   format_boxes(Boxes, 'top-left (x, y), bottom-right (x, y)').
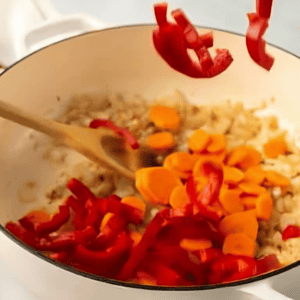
top-left (29, 0), bottom-right (61, 21)
top-left (238, 280), bottom-right (293, 300)
top-left (0, 0), bottom-right (107, 67)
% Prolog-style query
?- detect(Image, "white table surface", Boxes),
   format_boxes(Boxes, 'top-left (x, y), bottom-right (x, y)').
top-left (0, 0), bottom-right (300, 299)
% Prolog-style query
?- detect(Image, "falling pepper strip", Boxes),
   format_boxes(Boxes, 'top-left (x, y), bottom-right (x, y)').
top-left (152, 2), bottom-right (233, 78)
top-left (89, 119), bottom-right (139, 149)
top-left (246, 0), bottom-right (274, 70)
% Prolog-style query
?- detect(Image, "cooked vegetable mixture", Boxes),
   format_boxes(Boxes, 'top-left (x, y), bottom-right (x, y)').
top-left (6, 91), bottom-right (300, 286)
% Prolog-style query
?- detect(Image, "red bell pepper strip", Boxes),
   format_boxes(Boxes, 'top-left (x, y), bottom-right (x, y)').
top-left (35, 205), bottom-right (70, 236)
top-left (117, 211), bottom-right (166, 281)
top-left (65, 195), bottom-right (87, 230)
top-left (282, 224), bottom-right (300, 241)
top-left (5, 221), bottom-right (38, 247)
top-left (246, 0), bottom-right (274, 70)
top-left (67, 178), bottom-right (96, 202)
top-left (148, 244), bottom-right (206, 285)
top-left (186, 176), bottom-right (223, 222)
top-left (49, 251), bottom-right (69, 262)
top-left (156, 264), bottom-right (182, 286)
top-left (198, 248), bottom-right (223, 264)
top-left (98, 196), bottom-right (143, 225)
top-left (257, 0), bottom-right (273, 18)
top-left (89, 119), bottom-right (139, 150)
top-left (85, 198), bottom-right (102, 228)
top-left (156, 218), bottom-right (224, 246)
top-left (73, 231), bottom-right (132, 267)
top-left (35, 226), bottom-right (98, 252)
top-left (208, 254), bottom-right (257, 284)
top-left (152, 3), bottom-right (233, 78)
top-left (91, 216), bottom-right (127, 250)
top-left (257, 254), bottom-right (281, 274)
top-left (198, 161), bottom-right (224, 206)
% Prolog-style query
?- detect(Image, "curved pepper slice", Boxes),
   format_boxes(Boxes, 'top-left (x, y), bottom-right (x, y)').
top-left (256, 254), bottom-right (281, 274)
top-left (246, 0), bottom-right (274, 70)
top-left (73, 232), bottom-right (132, 267)
top-left (152, 2), bottom-right (233, 78)
top-left (35, 205), bottom-right (70, 236)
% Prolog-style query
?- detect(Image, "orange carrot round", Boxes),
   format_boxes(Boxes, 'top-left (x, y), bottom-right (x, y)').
top-left (146, 131), bottom-right (176, 150)
top-left (223, 166), bottom-right (245, 184)
top-left (222, 233), bottom-right (256, 257)
top-left (219, 188), bottom-right (244, 214)
top-left (188, 129), bottom-right (210, 153)
top-left (180, 238), bottom-right (212, 251)
top-left (256, 193), bottom-right (273, 221)
top-left (163, 152), bottom-right (198, 179)
top-left (169, 185), bottom-right (190, 209)
top-left (239, 182), bottom-right (267, 195)
top-left (243, 166), bottom-right (266, 185)
top-left (207, 134), bottom-right (227, 153)
top-left (264, 171), bottom-right (290, 188)
top-left (227, 146), bottom-right (261, 170)
top-left (135, 167), bottom-right (183, 205)
top-left (219, 211), bottom-right (259, 240)
top-left (264, 136), bottom-right (288, 158)
top-left (149, 105), bottom-right (181, 131)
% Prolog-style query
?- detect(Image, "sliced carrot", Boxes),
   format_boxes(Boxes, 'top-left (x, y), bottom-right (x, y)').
top-left (241, 196), bottom-right (258, 209)
top-left (227, 146), bottom-right (261, 170)
top-left (146, 131), bottom-right (175, 150)
top-left (219, 188), bottom-right (244, 214)
top-left (169, 152), bottom-right (199, 172)
top-left (130, 231), bottom-right (143, 247)
top-left (239, 182), bottom-right (267, 195)
top-left (243, 166), bottom-right (266, 185)
top-left (219, 211), bottom-right (259, 240)
top-left (25, 210), bottom-right (51, 226)
top-left (149, 105), bottom-right (181, 131)
top-left (121, 196), bottom-right (146, 218)
top-left (135, 167), bottom-right (183, 205)
top-left (256, 193), bottom-right (273, 221)
top-left (264, 136), bottom-right (288, 158)
top-left (193, 149), bottom-right (227, 165)
top-left (223, 166), bottom-right (245, 184)
top-left (100, 212), bottom-right (114, 231)
top-left (188, 129), bottom-right (210, 153)
top-left (169, 185), bottom-right (190, 209)
top-left (163, 152), bottom-right (198, 179)
top-left (244, 208), bottom-right (257, 218)
top-left (222, 233), bottom-right (256, 257)
top-left (207, 134), bottom-right (227, 153)
top-left (180, 238), bottom-right (212, 251)
top-left (135, 171), bottom-right (156, 203)
top-left (264, 171), bottom-right (290, 188)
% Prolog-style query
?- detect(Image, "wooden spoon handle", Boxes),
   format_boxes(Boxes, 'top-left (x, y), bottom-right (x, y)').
top-left (0, 99), bottom-right (66, 138)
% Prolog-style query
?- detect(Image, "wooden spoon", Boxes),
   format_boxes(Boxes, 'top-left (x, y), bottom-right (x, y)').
top-left (0, 99), bottom-right (135, 180)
